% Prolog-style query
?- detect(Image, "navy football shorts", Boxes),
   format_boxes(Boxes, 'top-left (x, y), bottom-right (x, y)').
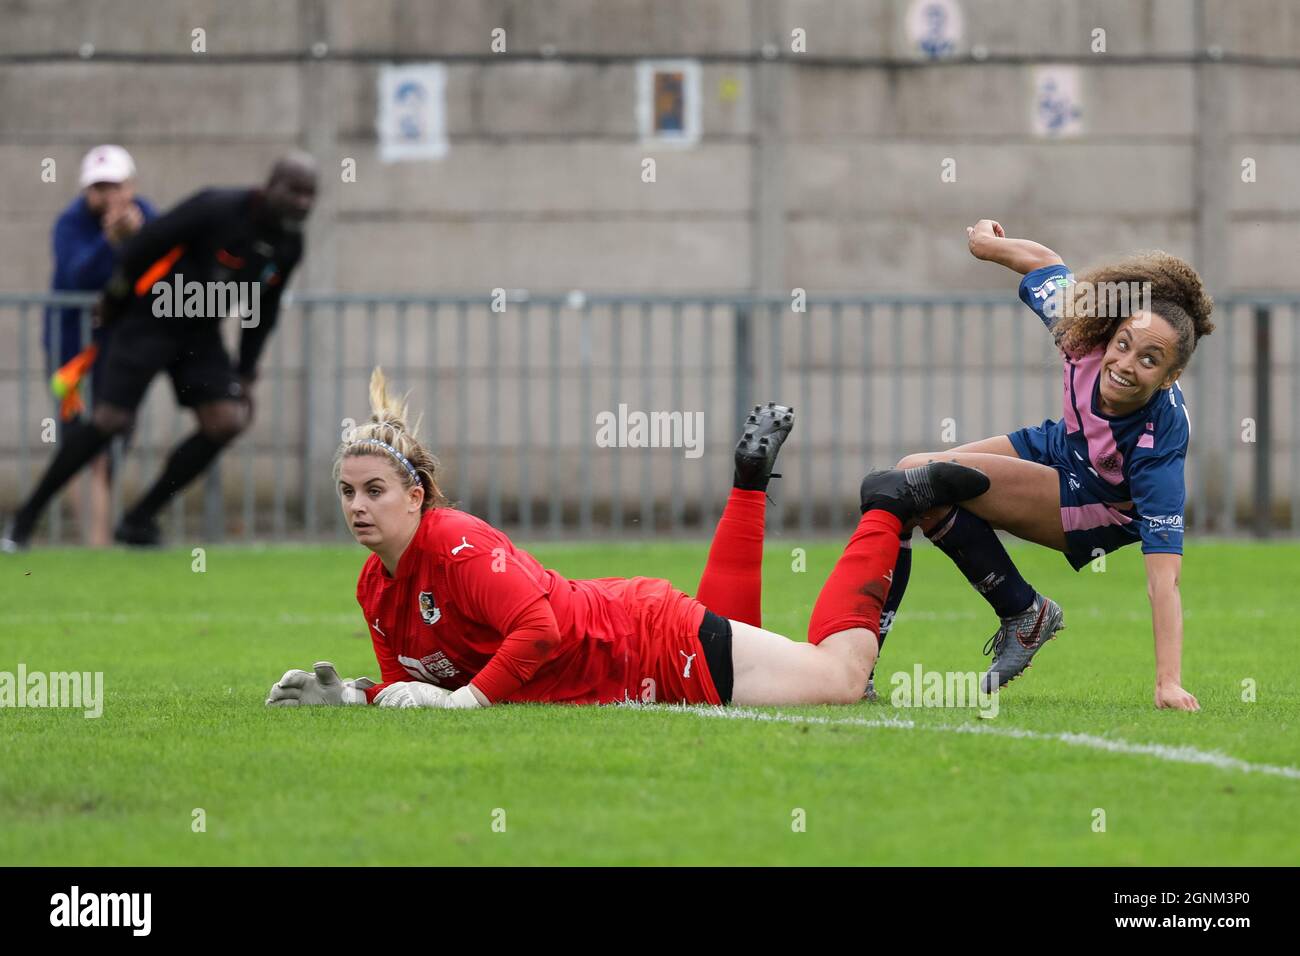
top-left (1008, 419), bottom-right (1143, 571)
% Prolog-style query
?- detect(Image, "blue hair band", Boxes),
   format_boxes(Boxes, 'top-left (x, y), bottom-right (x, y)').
top-left (349, 438), bottom-right (420, 485)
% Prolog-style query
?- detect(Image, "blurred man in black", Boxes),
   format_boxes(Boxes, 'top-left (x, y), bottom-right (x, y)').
top-left (4, 152), bottom-right (318, 550)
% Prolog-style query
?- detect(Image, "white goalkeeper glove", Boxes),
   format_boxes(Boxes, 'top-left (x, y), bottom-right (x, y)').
top-left (374, 682), bottom-right (483, 709)
top-left (265, 661), bottom-right (375, 707)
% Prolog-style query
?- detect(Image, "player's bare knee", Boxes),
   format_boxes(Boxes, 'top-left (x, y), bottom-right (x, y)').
top-left (92, 404), bottom-right (134, 436)
top-left (832, 661), bottom-right (870, 705)
top-left (198, 402), bottom-right (247, 444)
top-left (200, 418), bottom-right (243, 444)
top-left (818, 630), bottom-right (874, 703)
top-left (853, 641), bottom-right (878, 692)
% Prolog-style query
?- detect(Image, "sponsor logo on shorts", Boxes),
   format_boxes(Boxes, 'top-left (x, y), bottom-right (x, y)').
top-left (1146, 514), bottom-right (1184, 531)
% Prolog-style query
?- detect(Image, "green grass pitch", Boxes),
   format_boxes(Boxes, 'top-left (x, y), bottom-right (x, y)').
top-left (2, 537), bottom-right (1298, 865)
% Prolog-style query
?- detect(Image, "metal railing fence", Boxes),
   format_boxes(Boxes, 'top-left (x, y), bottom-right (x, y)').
top-left (2, 291), bottom-right (1296, 544)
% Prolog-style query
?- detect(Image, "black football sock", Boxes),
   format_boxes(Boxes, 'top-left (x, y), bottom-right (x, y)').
top-left (123, 431), bottom-right (228, 525)
top-left (10, 419), bottom-right (114, 540)
top-left (876, 532), bottom-right (913, 652)
top-left (926, 506), bottom-right (1036, 618)
top-left (868, 531), bottom-right (912, 685)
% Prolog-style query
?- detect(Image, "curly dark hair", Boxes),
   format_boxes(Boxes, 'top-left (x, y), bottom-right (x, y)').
top-left (1053, 251), bottom-right (1215, 369)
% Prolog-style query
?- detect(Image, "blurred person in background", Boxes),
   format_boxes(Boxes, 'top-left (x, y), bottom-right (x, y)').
top-left (3, 153), bottom-right (316, 552)
top-left (44, 145), bottom-right (157, 545)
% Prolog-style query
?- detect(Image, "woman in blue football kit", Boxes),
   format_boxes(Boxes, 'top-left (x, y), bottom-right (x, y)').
top-left (879, 219), bottom-right (1214, 711)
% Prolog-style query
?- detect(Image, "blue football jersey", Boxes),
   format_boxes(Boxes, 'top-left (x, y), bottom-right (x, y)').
top-left (1018, 264), bottom-right (1190, 555)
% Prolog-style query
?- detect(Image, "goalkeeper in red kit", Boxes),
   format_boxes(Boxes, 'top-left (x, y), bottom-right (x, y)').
top-left (266, 368), bottom-right (989, 710)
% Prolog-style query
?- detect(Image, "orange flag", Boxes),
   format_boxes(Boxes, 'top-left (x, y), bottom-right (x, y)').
top-left (50, 344), bottom-right (98, 421)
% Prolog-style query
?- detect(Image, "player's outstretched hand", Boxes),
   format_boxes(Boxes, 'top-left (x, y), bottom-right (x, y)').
top-left (266, 661), bottom-right (372, 706)
top-left (374, 682), bottom-right (482, 709)
top-left (966, 218), bottom-right (1006, 259)
top-left (1154, 682), bottom-right (1200, 712)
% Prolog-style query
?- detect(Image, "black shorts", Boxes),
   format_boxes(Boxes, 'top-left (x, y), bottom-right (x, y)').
top-left (98, 315), bottom-right (243, 411)
top-left (697, 610), bottom-right (734, 704)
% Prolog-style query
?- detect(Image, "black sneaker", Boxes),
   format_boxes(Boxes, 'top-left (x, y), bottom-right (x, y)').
top-left (114, 516), bottom-right (162, 548)
top-left (859, 461), bottom-right (990, 522)
top-left (734, 402), bottom-right (795, 492)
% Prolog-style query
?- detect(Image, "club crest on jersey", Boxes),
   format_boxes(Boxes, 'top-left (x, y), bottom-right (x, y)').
top-left (418, 591), bottom-right (442, 625)
top-left (1095, 451), bottom-right (1122, 476)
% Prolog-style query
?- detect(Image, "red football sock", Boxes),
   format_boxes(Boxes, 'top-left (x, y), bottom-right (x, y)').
top-left (807, 510), bottom-right (903, 645)
top-left (695, 487), bottom-right (767, 627)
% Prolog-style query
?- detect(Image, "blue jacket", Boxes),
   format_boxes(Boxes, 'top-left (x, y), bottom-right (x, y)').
top-left (44, 193), bottom-right (158, 369)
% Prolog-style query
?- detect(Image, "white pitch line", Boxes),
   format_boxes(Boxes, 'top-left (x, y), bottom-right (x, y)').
top-left (630, 703), bottom-right (1300, 781)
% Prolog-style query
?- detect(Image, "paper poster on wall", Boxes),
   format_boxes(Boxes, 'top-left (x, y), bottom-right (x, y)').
top-left (377, 63), bottom-right (448, 161)
top-left (1032, 65), bottom-right (1084, 138)
top-left (906, 0), bottom-right (963, 60)
top-left (637, 59), bottom-right (701, 146)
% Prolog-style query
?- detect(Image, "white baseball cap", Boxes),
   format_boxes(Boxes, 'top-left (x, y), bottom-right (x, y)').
top-left (79, 144), bottom-right (136, 188)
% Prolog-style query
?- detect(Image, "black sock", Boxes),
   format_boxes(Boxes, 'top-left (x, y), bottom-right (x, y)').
top-left (877, 532), bottom-right (912, 650)
top-left (927, 506), bottom-right (1036, 619)
top-left (124, 431), bottom-right (227, 525)
top-left (868, 532), bottom-right (912, 685)
top-left (11, 419), bottom-right (113, 540)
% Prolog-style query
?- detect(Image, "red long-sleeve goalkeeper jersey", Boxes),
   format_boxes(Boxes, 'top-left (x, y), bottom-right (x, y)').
top-left (355, 508), bottom-right (715, 705)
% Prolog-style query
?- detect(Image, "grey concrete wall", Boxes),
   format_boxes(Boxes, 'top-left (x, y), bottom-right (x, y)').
top-left (3, 0), bottom-right (1299, 296)
top-left (2, 0), bottom-right (1298, 534)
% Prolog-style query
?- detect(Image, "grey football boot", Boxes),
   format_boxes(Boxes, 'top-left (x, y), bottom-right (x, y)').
top-left (980, 594), bottom-right (1066, 693)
